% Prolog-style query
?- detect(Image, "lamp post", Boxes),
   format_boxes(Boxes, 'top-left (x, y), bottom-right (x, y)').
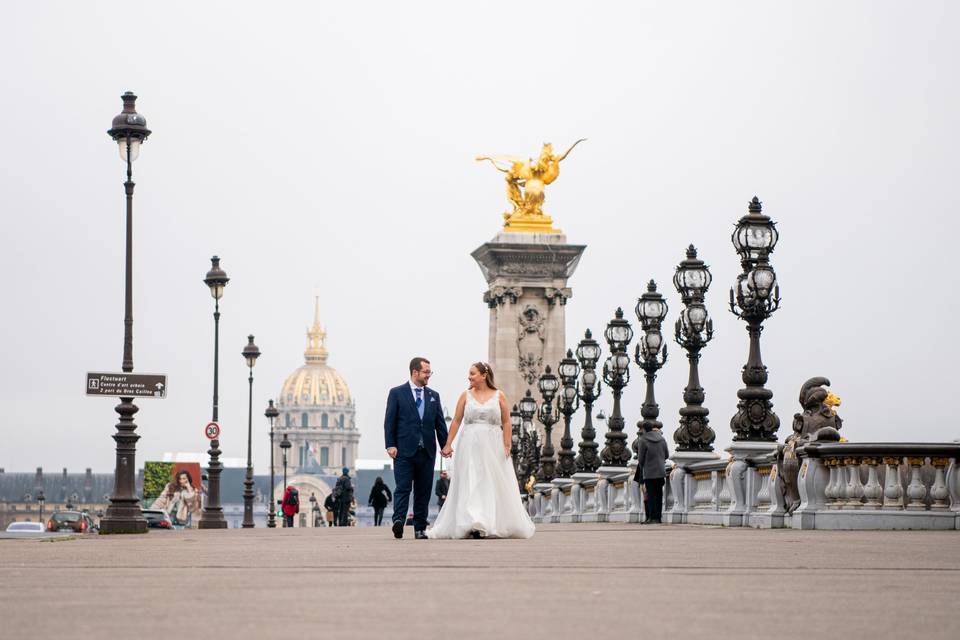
top-left (601, 308), bottom-right (634, 466)
top-left (241, 335), bottom-right (261, 528)
top-left (509, 404), bottom-right (522, 476)
top-left (279, 432), bottom-right (291, 526)
top-left (100, 92), bottom-right (151, 534)
top-left (265, 400), bottom-right (279, 528)
top-left (555, 350), bottom-right (581, 478)
top-left (633, 281), bottom-right (669, 453)
top-left (199, 256), bottom-right (230, 529)
top-left (729, 197), bottom-right (781, 441)
top-left (536, 366), bottom-right (560, 483)
top-left (673, 246), bottom-right (716, 451)
top-left (574, 330), bottom-right (602, 472)
top-left (518, 390), bottom-right (538, 490)
top-left (38, 490), bottom-right (46, 526)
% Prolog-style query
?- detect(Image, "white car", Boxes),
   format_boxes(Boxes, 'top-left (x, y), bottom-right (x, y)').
top-left (5, 521), bottom-right (45, 533)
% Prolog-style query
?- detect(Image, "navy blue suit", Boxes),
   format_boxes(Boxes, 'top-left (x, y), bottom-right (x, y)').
top-left (383, 382), bottom-right (448, 531)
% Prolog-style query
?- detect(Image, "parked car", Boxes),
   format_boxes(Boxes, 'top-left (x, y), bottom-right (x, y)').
top-left (141, 509), bottom-right (172, 529)
top-left (46, 510), bottom-right (92, 533)
top-left (5, 521), bottom-right (45, 533)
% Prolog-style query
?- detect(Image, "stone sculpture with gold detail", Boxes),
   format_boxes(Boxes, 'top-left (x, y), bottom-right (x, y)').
top-left (777, 377), bottom-right (843, 514)
top-left (472, 142), bottom-right (586, 418)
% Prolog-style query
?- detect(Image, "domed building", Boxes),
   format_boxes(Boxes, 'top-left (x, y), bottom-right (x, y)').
top-left (275, 299), bottom-right (360, 478)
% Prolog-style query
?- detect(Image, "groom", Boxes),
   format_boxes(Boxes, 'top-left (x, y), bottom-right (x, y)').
top-left (383, 357), bottom-right (449, 539)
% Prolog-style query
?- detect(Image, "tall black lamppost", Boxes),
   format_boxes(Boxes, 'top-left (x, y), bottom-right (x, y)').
top-left (600, 309), bottom-right (634, 466)
top-left (518, 390), bottom-right (538, 490)
top-left (535, 366), bottom-right (560, 483)
top-left (309, 493), bottom-right (319, 527)
top-left (729, 197), bottom-right (781, 440)
top-left (38, 490), bottom-right (46, 526)
top-left (574, 330), bottom-right (602, 472)
top-left (241, 335), bottom-right (261, 528)
top-left (101, 92), bottom-right (151, 534)
top-left (265, 400), bottom-right (279, 528)
top-left (673, 246), bottom-right (716, 450)
top-left (199, 256), bottom-right (229, 529)
top-left (509, 404), bottom-right (522, 475)
top-left (279, 433), bottom-right (291, 527)
top-left (633, 281), bottom-right (669, 453)
top-left (555, 350), bottom-right (581, 478)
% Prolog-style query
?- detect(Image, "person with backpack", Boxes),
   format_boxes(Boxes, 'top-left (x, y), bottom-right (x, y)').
top-left (332, 467), bottom-right (355, 527)
top-left (281, 485), bottom-right (300, 528)
top-left (368, 476), bottom-right (393, 526)
top-left (634, 425), bottom-right (670, 524)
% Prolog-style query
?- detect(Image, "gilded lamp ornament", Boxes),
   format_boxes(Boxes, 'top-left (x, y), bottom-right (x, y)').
top-left (476, 139), bottom-right (585, 234)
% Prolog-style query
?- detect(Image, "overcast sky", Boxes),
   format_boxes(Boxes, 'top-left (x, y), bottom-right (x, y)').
top-left (1, 1), bottom-right (957, 475)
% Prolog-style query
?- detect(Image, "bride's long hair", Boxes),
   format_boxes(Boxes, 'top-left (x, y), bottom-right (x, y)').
top-left (472, 362), bottom-right (497, 390)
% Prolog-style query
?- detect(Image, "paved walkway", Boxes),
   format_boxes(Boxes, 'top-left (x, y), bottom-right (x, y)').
top-left (1, 524), bottom-right (958, 639)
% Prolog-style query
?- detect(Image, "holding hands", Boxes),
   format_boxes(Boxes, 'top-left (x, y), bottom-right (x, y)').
top-left (441, 444), bottom-right (453, 458)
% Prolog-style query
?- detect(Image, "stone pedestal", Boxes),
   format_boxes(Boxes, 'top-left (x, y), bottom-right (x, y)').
top-left (723, 441), bottom-right (778, 527)
top-left (472, 232), bottom-right (586, 415)
top-left (668, 450), bottom-right (721, 524)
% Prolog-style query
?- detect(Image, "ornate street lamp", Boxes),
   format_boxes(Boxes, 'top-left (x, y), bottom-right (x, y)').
top-left (518, 390), bottom-right (538, 490)
top-left (264, 399), bottom-right (279, 528)
top-left (309, 493), bottom-right (320, 527)
top-left (241, 335), bottom-right (261, 528)
top-left (279, 433), bottom-right (291, 527)
top-left (601, 309), bottom-right (634, 466)
top-left (574, 330), bottom-right (602, 472)
top-left (633, 281), bottom-right (669, 454)
top-left (101, 92), bottom-right (151, 534)
top-left (509, 404), bottom-right (522, 476)
top-left (729, 197), bottom-right (781, 441)
top-left (536, 366), bottom-right (560, 482)
top-left (555, 349), bottom-right (581, 478)
top-left (732, 196), bottom-right (779, 269)
top-left (199, 256), bottom-right (230, 529)
top-left (37, 490), bottom-right (46, 526)
top-left (673, 246), bottom-right (716, 451)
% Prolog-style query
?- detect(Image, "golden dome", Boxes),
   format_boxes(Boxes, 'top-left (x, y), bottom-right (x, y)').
top-left (278, 298), bottom-right (353, 408)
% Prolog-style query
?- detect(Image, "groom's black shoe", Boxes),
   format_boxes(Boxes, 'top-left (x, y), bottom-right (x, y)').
top-left (392, 521), bottom-right (404, 539)
top-left (414, 530), bottom-right (428, 539)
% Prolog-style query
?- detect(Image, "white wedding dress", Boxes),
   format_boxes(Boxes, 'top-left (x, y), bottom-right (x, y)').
top-left (426, 391), bottom-right (535, 539)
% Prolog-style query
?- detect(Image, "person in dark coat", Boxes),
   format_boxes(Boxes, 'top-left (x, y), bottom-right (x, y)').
top-left (323, 493), bottom-right (335, 527)
top-left (368, 476), bottom-right (392, 526)
top-left (434, 470), bottom-right (450, 509)
top-left (634, 425), bottom-right (670, 524)
top-left (332, 467), bottom-right (355, 527)
top-left (281, 485), bottom-right (300, 528)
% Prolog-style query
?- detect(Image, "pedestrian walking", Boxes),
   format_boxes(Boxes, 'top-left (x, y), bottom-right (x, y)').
top-left (434, 470), bottom-right (449, 509)
top-left (634, 424), bottom-right (670, 524)
top-left (332, 467), bottom-right (355, 527)
top-left (281, 485), bottom-right (300, 528)
top-left (368, 476), bottom-right (392, 526)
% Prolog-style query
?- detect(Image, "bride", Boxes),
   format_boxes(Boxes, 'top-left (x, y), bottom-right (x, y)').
top-left (427, 362), bottom-right (535, 539)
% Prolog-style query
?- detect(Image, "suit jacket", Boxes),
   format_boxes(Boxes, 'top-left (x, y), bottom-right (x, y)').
top-left (383, 383), bottom-right (448, 459)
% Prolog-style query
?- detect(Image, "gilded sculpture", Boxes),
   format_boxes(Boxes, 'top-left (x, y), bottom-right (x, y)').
top-left (476, 139), bottom-right (585, 233)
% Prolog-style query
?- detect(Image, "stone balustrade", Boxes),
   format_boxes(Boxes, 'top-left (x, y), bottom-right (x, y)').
top-left (523, 443), bottom-right (960, 530)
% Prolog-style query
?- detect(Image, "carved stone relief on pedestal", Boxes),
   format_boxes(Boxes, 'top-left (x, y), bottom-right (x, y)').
top-left (517, 305), bottom-right (545, 384)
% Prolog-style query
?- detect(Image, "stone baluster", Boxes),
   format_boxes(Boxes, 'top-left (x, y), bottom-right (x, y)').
top-left (861, 458), bottom-right (883, 508)
top-left (930, 458), bottom-right (950, 510)
top-left (843, 458), bottom-right (864, 509)
top-left (754, 467), bottom-right (772, 511)
top-left (823, 459), bottom-right (841, 509)
top-left (905, 457), bottom-right (928, 511)
top-left (881, 457), bottom-right (904, 510)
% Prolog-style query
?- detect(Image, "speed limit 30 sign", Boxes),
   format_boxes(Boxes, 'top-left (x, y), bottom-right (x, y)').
top-left (205, 422), bottom-right (221, 440)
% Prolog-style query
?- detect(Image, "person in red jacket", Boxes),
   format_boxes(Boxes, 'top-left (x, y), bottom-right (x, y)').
top-left (281, 485), bottom-right (299, 528)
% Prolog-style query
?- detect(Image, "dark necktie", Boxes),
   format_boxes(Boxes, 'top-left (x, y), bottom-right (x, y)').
top-left (415, 387), bottom-right (425, 447)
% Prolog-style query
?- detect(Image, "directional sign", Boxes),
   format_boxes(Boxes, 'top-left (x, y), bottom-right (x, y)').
top-left (205, 422), bottom-right (221, 440)
top-left (85, 372), bottom-right (168, 399)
